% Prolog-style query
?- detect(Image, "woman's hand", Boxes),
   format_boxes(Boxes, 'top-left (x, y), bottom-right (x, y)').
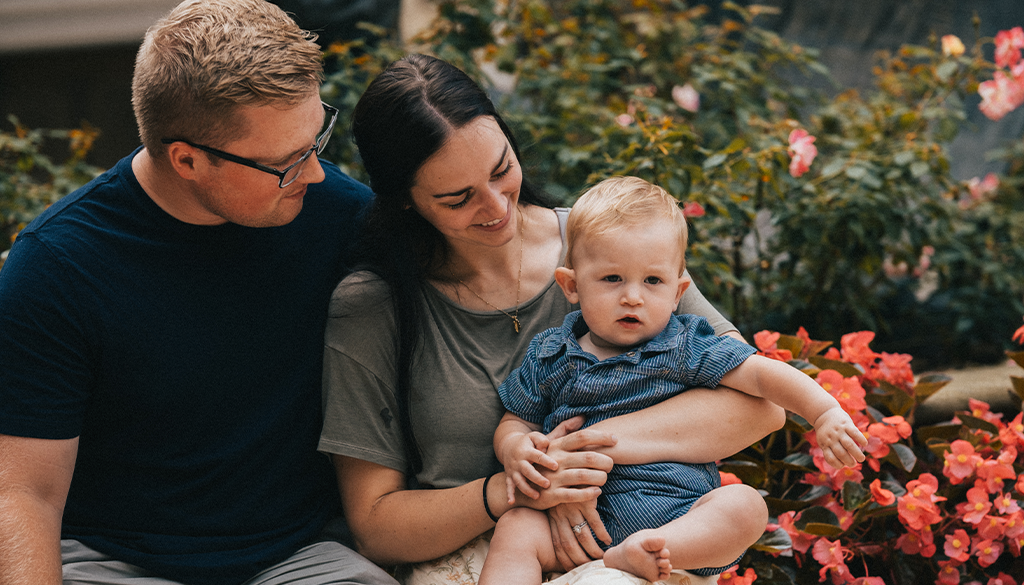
top-left (514, 416), bottom-right (615, 511)
top-left (547, 500), bottom-right (610, 571)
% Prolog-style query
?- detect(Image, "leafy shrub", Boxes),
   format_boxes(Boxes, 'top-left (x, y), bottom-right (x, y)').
top-left (320, 1), bottom-right (1024, 364)
top-left (0, 115), bottom-right (101, 264)
top-left (723, 327), bottom-right (1024, 584)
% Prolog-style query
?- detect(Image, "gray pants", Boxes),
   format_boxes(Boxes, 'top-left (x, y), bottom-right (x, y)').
top-left (62, 539), bottom-right (398, 585)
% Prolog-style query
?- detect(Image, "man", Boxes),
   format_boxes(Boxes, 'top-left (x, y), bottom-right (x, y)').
top-left (0, 1), bottom-right (396, 584)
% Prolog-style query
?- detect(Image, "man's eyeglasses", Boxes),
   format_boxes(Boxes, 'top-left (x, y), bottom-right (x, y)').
top-left (161, 102), bottom-right (338, 189)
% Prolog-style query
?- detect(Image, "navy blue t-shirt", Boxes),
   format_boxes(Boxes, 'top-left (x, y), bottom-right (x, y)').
top-left (0, 149), bottom-right (373, 585)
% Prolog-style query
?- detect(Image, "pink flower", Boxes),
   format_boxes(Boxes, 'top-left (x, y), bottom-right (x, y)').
top-left (968, 173), bottom-right (1000, 200)
top-left (753, 330), bottom-right (793, 362)
top-left (870, 478), bottom-right (896, 506)
top-left (682, 201), bottom-right (706, 217)
top-left (943, 440), bottom-right (982, 484)
top-left (1004, 510), bottom-right (1024, 539)
top-left (812, 538), bottom-right (852, 584)
top-left (944, 529), bottom-right (971, 562)
top-left (972, 537), bottom-right (1003, 568)
top-left (896, 527), bottom-right (935, 557)
top-left (777, 510), bottom-right (815, 554)
top-left (942, 34), bottom-right (966, 57)
top-left (977, 514), bottom-right (1007, 540)
top-left (988, 573), bottom-right (1018, 585)
top-left (719, 471), bottom-right (743, 486)
top-left (1000, 412), bottom-right (1024, 447)
top-left (995, 490), bottom-right (1021, 514)
top-left (978, 455), bottom-right (1018, 494)
top-left (957, 484), bottom-right (992, 524)
top-left (615, 113), bottom-right (634, 127)
top-left (876, 351), bottom-right (914, 388)
top-left (1014, 319), bottom-right (1024, 345)
top-left (839, 331), bottom-right (877, 367)
top-left (787, 129), bottom-right (818, 178)
top-left (717, 566), bottom-right (756, 585)
top-left (899, 474), bottom-right (945, 530)
top-left (672, 83), bottom-right (700, 113)
top-left (994, 27), bottom-right (1024, 69)
top-left (935, 561), bottom-right (961, 585)
top-left (978, 70), bottom-right (1024, 121)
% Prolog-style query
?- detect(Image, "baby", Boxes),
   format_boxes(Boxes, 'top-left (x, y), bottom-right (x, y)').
top-left (480, 176), bottom-right (866, 585)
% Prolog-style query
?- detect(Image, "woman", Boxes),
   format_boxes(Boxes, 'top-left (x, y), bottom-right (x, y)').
top-left (318, 54), bottom-right (785, 580)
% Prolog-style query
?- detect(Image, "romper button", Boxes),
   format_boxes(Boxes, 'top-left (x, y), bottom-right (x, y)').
top-left (627, 351), bottom-right (636, 357)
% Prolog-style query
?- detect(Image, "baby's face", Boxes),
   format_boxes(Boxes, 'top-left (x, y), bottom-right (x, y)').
top-left (570, 220), bottom-right (688, 355)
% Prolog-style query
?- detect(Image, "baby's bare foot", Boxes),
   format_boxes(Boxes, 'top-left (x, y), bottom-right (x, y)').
top-left (603, 530), bottom-right (672, 583)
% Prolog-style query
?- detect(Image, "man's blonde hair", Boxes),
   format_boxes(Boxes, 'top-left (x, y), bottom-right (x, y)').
top-left (132, 0), bottom-right (324, 157)
top-left (565, 176), bottom-right (689, 274)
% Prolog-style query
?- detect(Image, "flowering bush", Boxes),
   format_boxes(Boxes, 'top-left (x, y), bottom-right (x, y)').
top-left (320, 0), bottom-right (1024, 363)
top-left (718, 327), bottom-right (1024, 584)
top-left (0, 115), bottom-right (100, 259)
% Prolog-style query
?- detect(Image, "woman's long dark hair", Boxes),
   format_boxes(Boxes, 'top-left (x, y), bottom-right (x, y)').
top-left (351, 54), bottom-right (554, 475)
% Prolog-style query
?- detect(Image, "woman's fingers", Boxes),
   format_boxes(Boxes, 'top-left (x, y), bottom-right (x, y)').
top-left (581, 504), bottom-right (611, 546)
top-left (548, 427), bottom-right (618, 454)
top-left (546, 416), bottom-right (586, 441)
top-left (547, 506), bottom-right (592, 570)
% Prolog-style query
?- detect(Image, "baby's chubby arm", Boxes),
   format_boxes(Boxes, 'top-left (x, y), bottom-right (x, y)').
top-left (720, 355), bottom-right (867, 469)
top-left (494, 412), bottom-right (560, 504)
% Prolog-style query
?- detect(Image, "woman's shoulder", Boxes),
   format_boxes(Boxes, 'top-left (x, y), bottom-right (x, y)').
top-left (328, 270), bottom-right (394, 318)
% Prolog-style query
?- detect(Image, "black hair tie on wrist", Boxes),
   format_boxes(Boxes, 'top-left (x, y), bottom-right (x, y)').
top-left (482, 473), bottom-right (501, 523)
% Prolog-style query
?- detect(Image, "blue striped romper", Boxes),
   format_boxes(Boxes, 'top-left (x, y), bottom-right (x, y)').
top-left (496, 310), bottom-right (757, 576)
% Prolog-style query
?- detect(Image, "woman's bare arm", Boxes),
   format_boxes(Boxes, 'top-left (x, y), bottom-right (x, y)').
top-left (333, 446), bottom-right (612, 565)
top-left (550, 387), bottom-right (784, 467)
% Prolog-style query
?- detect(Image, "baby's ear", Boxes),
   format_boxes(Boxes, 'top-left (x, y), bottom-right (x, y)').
top-left (675, 274), bottom-right (691, 303)
top-left (554, 267), bottom-right (580, 304)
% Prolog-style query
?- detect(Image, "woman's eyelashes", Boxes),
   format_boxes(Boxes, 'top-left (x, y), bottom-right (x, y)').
top-left (444, 159), bottom-right (514, 210)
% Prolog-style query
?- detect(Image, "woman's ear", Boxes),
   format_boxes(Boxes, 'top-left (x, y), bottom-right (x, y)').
top-left (554, 267), bottom-right (580, 304)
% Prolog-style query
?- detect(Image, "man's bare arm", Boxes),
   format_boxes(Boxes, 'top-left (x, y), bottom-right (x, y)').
top-left (0, 434), bottom-right (77, 585)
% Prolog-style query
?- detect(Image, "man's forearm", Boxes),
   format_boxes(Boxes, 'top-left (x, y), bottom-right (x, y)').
top-left (0, 494), bottom-right (63, 585)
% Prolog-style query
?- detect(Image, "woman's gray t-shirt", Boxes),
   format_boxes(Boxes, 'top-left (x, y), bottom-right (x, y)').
top-left (318, 207), bottom-right (737, 488)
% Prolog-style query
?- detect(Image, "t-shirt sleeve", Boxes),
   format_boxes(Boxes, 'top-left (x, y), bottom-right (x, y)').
top-left (0, 234), bottom-right (93, 439)
top-left (495, 336), bottom-right (551, 427)
top-left (676, 270), bottom-right (737, 336)
top-left (674, 314), bottom-right (757, 390)
top-left (318, 272), bottom-right (408, 472)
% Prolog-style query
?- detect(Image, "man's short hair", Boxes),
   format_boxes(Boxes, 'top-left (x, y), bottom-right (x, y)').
top-left (132, 0), bottom-right (324, 157)
top-left (565, 176), bottom-right (689, 274)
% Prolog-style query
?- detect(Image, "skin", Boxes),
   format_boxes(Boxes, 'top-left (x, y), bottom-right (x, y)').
top-left (0, 95), bottom-right (329, 583)
top-left (334, 114), bottom-right (788, 569)
top-left (135, 92), bottom-right (328, 227)
top-left (488, 220), bottom-right (868, 583)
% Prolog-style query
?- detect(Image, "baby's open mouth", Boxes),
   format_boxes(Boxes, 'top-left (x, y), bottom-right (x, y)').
top-left (619, 317), bottom-right (639, 323)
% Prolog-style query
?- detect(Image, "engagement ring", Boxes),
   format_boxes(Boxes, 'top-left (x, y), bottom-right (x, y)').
top-left (572, 521), bottom-right (588, 535)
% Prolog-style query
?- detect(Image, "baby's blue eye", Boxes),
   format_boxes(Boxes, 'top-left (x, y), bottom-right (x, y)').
top-left (645, 276), bottom-right (662, 285)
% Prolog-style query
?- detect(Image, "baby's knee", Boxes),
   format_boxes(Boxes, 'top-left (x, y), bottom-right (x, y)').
top-left (495, 506), bottom-right (548, 532)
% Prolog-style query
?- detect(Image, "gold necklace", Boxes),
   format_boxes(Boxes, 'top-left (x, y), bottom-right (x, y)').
top-left (459, 209), bottom-right (524, 333)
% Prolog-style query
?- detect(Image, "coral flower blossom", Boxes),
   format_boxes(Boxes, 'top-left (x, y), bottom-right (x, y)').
top-left (870, 478), bottom-right (895, 506)
top-left (978, 69), bottom-right (1024, 121)
top-left (935, 560), bottom-right (960, 585)
top-left (753, 330), bottom-right (793, 362)
top-left (672, 83), bottom-right (700, 113)
top-left (812, 538), bottom-right (852, 584)
top-left (1013, 318), bottom-right (1024, 345)
top-left (943, 529), bottom-right (971, 561)
top-left (957, 484), bottom-right (993, 524)
top-left (682, 201), bottom-right (705, 217)
top-left (717, 566), bottom-right (756, 585)
top-left (994, 27), bottom-right (1024, 69)
top-left (972, 537), bottom-right (1003, 568)
top-left (943, 440), bottom-right (982, 484)
top-left (942, 34), bottom-right (966, 57)
top-left (787, 129), bottom-right (817, 178)
top-left (988, 573), bottom-right (1018, 585)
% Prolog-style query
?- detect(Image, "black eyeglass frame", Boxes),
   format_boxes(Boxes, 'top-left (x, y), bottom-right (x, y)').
top-left (160, 102), bottom-right (338, 189)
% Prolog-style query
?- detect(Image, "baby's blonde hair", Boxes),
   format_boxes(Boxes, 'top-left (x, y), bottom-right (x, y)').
top-left (565, 176), bottom-right (688, 274)
top-left (132, 0), bottom-right (324, 158)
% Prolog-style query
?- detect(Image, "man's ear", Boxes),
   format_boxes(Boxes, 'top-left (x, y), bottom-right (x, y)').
top-left (554, 267), bottom-right (580, 304)
top-left (164, 141), bottom-right (200, 181)
top-left (675, 274), bottom-right (691, 304)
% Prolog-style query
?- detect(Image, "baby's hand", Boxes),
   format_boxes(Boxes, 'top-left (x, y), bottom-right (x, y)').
top-left (812, 407), bottom-right (868, 470)
top-left (502, 432), bottom-right (558, 504)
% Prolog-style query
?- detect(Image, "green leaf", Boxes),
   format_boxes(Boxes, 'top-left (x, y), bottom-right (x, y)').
top-left (807, 357), bottom-right (863, 378)
top-left (820, 158), bottom-right (846, 178)
top-left (916, 422), bottom-right (962, 444)
top-left (779, 452), bottom-right (815, 472)
top-left (884, 443), bottom-right (917, 472)
top-left (958, 414), bottom-right (999, 435)
top-left (845, 165), bottom-right (867, 180)
top-left (893, 151), bottom-right (916, 166)
top-left (750, 527), bottom-right (793, 554)
top-left (936, 61), bottom-right (958, 82)
top-left (841, 480), bottom-right (871, 511)
top-left (702, 153), bottom-right (728, 169)
top-left (910, 161), bottom-right (930, 178)
top-left (794, 506), bottom-right (843, 536)
top-left (913, 373), bottom-right (952, 401)
top-left (718, 460), bottom-right (766, 486)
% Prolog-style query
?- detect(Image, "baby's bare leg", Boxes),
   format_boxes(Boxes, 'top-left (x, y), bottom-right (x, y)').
top-left (479, 508), bottom-right (562, 585)
top-left (606, 484), bottom-right (767, 578)
top-left (602, 530), bottom-right (672, 582)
